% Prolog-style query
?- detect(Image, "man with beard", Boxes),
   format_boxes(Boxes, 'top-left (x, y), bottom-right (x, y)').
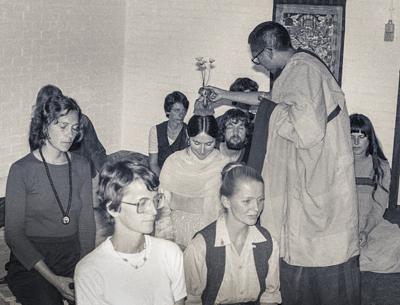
top-left (218, 109), bottom-right (252, 163)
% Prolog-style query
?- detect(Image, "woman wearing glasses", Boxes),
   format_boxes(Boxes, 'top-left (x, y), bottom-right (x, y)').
top-left (184, 163), bottom-right (281, 305)
top-left (157, 115), bottom-right (230, 249)
top-left (5, 95), bottom-right (95, 305)
top-left (74, 160), bottom-right (186, 305)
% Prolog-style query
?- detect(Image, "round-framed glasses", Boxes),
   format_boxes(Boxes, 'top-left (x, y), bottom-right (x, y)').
top-left (121, 193), bottom-right (164, 214)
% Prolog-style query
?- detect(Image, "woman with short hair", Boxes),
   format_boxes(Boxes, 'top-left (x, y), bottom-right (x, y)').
top-left (184, 163), bottom-right (281, 305)
top-left (148, 91), bottom-right (190, 176)
top-left (74, 160), bottom-right (186, 305)
top-left (5, 95), bottom-right (95, 304)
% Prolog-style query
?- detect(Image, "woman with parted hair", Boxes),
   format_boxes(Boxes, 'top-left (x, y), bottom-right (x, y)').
top-left (350, 113), bottom-right (400, 272)
top-left (157, 115), bottom-right (230, 249)
top-left (30, 84), bottom-right (107, 178)
top-left (5, 95), bottom-right (95, 304)
top-left (184, 163), bottom-right (281, 305)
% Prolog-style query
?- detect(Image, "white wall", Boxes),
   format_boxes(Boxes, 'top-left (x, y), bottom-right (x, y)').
top-left (343, 0), bottom-right (400, 164)
top-left (122, 0), bottom-right (273, 153)
top-left (0, 0), bottom-right (125, 194)
top-left (121, 0), bottom-right (400, 166)
top-left (1, 0), bottom-right (399, 193)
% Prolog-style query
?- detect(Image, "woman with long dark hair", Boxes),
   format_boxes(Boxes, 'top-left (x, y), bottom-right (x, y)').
top-left (350, 113), bottom-right (400, 272)
top-left (157, 115), bottom-right (230, 249)
top-left (5, 95), bottom-right (95, 304)
top-left (29, 84), bottom-right (107, 178)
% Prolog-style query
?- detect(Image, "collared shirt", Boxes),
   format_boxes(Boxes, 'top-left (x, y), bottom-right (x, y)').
top-left (184, 215), bottom-right (281, 305)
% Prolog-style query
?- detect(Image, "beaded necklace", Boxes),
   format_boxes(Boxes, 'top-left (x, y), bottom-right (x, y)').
top-left (113, 238), bottom-right (148, 270)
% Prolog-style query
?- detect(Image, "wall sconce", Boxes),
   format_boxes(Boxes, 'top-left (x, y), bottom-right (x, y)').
top-left (384, 0), bottom-right (395, 41)
top-left (385, 19), bottom-right (395, 41)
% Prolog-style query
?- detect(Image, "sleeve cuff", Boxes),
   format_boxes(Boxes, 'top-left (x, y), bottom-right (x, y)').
top-left (260, 291), bottom-right (282, 304)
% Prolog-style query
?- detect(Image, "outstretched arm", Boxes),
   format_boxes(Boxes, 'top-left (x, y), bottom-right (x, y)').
top-left (205, 86), bottom-right (269, 107)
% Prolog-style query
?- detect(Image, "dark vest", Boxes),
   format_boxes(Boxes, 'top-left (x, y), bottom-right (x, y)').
top-left (197, 221), bottom-right (273, 305)
top-left (156, 121), bottom-right (188, 168)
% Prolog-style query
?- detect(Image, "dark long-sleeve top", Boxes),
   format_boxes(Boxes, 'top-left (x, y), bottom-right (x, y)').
top-left (5, 152), bottom-right (96, 270)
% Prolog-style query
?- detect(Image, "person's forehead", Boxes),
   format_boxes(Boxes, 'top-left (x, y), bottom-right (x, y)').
top-left (170, 103), bottom-right (185, 110)
top-left (123, 180), bottom-right (154, 199)
top-left (351, 130), bottom-right (365, 136)
top-left (56, 111), bottom-right (79, 124)
top-left (233, 179), bottom-right (264, 196)
top-left (192, 132), bottom-right (215, 142)
top-left (226, 118), bottom-right (245, 127)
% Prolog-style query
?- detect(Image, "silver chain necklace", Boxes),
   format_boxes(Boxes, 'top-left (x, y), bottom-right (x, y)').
top-left (114, 238), bottom-right (148, 270)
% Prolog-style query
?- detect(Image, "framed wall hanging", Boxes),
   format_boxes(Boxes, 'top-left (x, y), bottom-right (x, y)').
top-left (273, 0), bottom-right (346, 85)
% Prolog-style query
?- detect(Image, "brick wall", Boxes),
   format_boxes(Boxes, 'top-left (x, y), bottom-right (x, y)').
top-left (0, 0), bottom-right (125, 192)
top-left (121, 0), bottom-right (274, 153)
top-left (121, 0), bottom-right (400, 166)
top-left (343, 0), bottom-right (400, 164)
top-left (1, 0), bottom-right (399, 193)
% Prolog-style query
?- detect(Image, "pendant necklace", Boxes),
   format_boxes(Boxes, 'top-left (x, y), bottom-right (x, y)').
top-left (114, 238), bottom-right (148, 270)
top-left (39, 147), bottom-right (72, 225)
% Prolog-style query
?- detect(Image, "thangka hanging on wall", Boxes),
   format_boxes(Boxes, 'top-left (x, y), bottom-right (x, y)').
top-left (273, 0), bottom-right (346, 85)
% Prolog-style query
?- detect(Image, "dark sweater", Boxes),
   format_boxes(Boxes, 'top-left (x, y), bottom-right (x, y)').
top-left (5, 152), bottom-right (96, 270)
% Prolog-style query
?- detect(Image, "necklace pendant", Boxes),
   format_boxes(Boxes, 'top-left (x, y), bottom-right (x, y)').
top-left (62, 216), bottom-right (70, 225)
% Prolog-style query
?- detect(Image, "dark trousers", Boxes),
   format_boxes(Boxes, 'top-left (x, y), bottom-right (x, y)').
top-left (280, 256), bottom-right (361, 305)
top-left (6, 235), bottom-right (80, 305)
